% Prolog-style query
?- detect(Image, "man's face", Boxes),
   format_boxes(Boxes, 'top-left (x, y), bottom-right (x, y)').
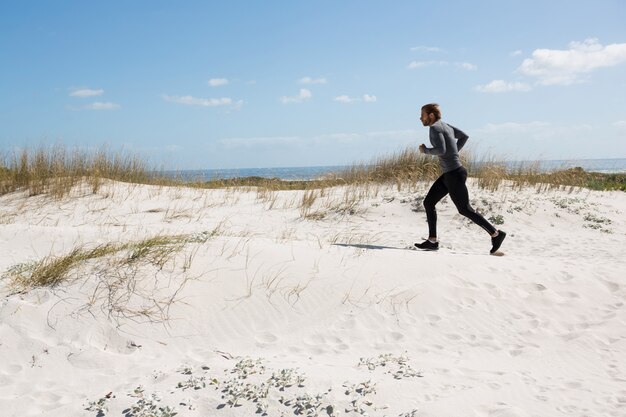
top-left (420, 110), bottom-right (432, 126)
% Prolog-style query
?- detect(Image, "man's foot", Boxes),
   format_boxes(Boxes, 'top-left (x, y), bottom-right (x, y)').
top-left (490, 230), bottom-right (506, 254)
top-left (414, 240), bottom-right (439, 251)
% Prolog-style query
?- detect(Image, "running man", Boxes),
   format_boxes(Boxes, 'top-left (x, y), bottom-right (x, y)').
top-left (415, 103), bottom-right (506, 254)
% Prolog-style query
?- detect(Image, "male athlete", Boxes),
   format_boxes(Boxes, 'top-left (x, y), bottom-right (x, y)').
top-left (416, 103), bottom-right (506, 254)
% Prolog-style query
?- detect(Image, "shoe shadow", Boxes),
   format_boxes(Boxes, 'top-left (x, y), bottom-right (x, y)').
top-left (331, 243), bottom-right (408, 251)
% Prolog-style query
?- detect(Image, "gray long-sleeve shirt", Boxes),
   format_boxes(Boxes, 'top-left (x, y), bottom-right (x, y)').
top-left (424, 120), bottom-right (469, 173)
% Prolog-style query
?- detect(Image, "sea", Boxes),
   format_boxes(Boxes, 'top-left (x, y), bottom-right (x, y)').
top-left (167, 158), bottom-right (626, 182)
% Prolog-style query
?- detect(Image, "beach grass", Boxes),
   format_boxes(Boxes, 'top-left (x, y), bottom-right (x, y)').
top-left (1, 144), bottom-right (624, 199)
top-left (0, 144), bottom-right (169, 198)
top-left (3, 233), bottom-right (209, 292)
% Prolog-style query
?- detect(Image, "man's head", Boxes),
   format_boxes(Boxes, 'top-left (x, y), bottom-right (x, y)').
top-left (420, 103), bottom-right (441, 126)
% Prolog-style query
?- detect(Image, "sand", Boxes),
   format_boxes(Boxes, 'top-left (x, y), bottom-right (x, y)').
top-left (1, 179), bottom-right (625, 417)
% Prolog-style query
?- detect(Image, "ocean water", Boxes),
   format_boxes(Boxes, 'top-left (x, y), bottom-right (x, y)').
top-left (506, 158), bottom-right (626, 174)
top-left (169, 158), bottom-right (626, 181)
top-left (168, 165), bottom-right (346, 181)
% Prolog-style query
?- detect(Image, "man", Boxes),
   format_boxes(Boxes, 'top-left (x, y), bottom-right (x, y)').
top-left (416, 103), bottom-right (506, 254)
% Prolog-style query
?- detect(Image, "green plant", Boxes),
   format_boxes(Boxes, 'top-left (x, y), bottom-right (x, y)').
top-left (358, 353), bottom-right (423, 379)
top-left (488, 214), bottom-right (505, 225)
top-left (85, 393), bottom-right (112, 416)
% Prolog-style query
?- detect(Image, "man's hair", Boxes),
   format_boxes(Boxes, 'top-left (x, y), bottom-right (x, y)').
top-left (421, 103), bottom-right (442, 121)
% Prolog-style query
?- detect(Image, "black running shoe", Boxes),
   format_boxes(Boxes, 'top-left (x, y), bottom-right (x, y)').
top-left (414, 240), bottom-right (439, 251)
top-left (490, 230), bottom-right (506, 254)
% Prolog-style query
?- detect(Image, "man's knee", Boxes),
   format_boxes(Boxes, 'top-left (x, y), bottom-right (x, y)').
top-left (457, 206), bottom-right (475, 217)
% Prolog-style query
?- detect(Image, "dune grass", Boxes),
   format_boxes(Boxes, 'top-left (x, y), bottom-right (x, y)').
top-left (3, 233), bottom-right (212, 292)
top-left (209, 148), bottom-right (625, 192)
top-left (0, 144), bottom-right (170, 198)
top-left (1, 144), bottom-right (624, 200)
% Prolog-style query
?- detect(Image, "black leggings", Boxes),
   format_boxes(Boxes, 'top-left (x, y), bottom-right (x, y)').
top-left (423, 166), bottom-right (496, 237)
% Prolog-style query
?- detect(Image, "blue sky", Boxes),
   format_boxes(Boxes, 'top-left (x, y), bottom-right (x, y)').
top-left (1, 0), bottom-right (625, 169)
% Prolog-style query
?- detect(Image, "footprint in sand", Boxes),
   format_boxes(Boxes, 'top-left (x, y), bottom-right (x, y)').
top-left (255, 332), bottom-right (278, 345)
top-left (515, 283), bottom-right (548, 298)
top-left (528, 319), bottom-right (540, 329)
top-left (2, 364), bottom-right (22, 375)
top-left (427, 314), bottom-right (442, 325)
top-left (602, 280), bottom-right (620, 293)
top-left (0, 374), bottom-right (12, 386)
top-left (460, 297), bottom-right (477, 307)
top-left (563, 380), bottom-right (584, 389)
top-left (558, 291), bottom-right (580, 299)
top-left (558, 271), bottom-right (575, 283)
top-left (556, 404), bottom-right (581, 414)
top-left (483, 284), bottom-right (503, 298)
top-left (303, 333), bottom-right (349, 353)
top-left (484, 405), bottom-right (532, 417)
top-left (37, 391), bottom-right (63, 406)
top-left (418, 392), bottom-right (442, 402)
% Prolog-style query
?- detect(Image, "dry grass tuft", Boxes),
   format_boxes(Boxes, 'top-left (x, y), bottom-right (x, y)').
top-left (331, 146), bottom-right (441, 185)
top-left (3, 232), bottom-right (214, 293)
top-left (0, 144), bottom-right (171, 198)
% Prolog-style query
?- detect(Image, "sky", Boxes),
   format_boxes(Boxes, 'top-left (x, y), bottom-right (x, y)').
top-left (1, 0), bottom-right (626, 170)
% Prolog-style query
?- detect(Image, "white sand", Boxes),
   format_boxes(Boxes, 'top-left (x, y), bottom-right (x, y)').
top-left (1, 180), bottom-right (625, 417)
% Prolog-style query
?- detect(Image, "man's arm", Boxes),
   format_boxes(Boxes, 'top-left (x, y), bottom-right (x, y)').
top-left (448, 124), bottom-right (469, 151)
top-left (423, 128), bottom-right (446, 155)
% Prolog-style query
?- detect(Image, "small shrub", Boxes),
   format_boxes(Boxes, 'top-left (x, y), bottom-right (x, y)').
top-left (488, 214), bottom-right (505, 225)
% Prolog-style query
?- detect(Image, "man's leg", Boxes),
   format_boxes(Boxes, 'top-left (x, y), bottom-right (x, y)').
top-left (423, 175), bottom-right (449, 239)
top-left (444, 168), bottom-right (497, 235)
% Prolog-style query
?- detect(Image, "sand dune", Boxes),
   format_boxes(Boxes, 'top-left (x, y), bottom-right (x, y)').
top-left (1, 180), bottom-right (625, 416)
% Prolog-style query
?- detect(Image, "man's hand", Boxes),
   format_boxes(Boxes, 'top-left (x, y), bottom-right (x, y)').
top-left (419, 144), bottom-right (427, 154)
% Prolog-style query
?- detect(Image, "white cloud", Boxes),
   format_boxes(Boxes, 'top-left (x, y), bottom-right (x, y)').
top-left (408, 61), bottom-right (475, 70)
top-left (518, 38), bottom-right (626, 85)
top-left (363, 94), bottom-right (377, 103)
top-left (407, 60), bottom-right (448, 69)
top-left (334, 94), bottom-right (377, 104)
top-left (334, 95), bottom-right (358, 104)
top-left (475, 80), bottom-right (532, 93)
top-left (208, 78), bottom-right (229, 87)
top-left (85, 102), bottom-right (120, 110)
top-left (299, 77), bottom-right (327, 85)
top-left (510, 50), bottom-right (523, 57)
top-left (163, 94), bottom-right (236, 107)
top-left (410, 46), bottom-right (443, 52)
top-left (280, 89), bottom-right (312, 104)
top-left (457, 62), bottom-right (477, 71)
top-left (614, 121), bottom-right (626, 129)
top-left (70, 88), bottom-right (104, 97)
